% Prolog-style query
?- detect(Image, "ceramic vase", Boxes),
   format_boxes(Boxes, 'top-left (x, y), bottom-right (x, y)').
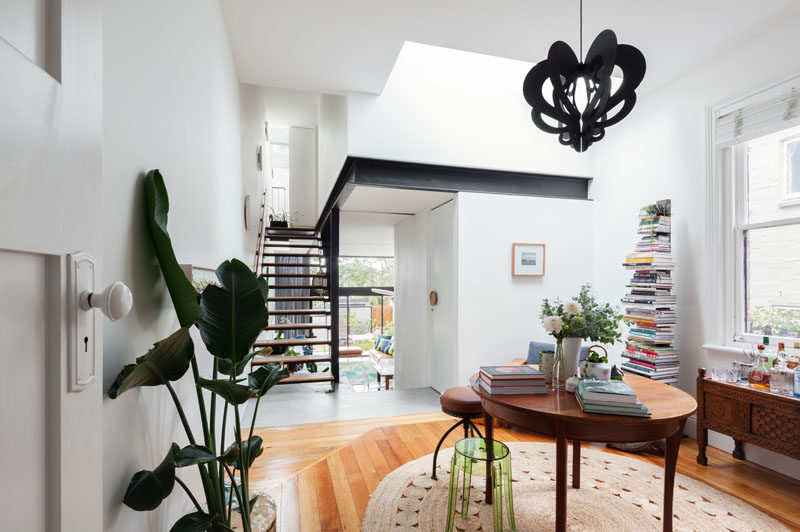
top-left (539, 351), bottom-right (555, 384)
top-left (562, 337), bottom-right (582, 379)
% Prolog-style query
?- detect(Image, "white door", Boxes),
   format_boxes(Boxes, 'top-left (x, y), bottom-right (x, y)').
top-left (0, 2), bottom-right (103, 531)
top-left (429, 199), bottom-right (458, 393)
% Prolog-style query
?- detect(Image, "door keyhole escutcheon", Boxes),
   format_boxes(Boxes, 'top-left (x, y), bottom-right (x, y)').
top-left (84, 337), bottom-right (88, 352)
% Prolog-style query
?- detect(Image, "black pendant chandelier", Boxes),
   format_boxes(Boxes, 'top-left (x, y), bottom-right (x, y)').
top-left (522, 0), bottom-right (646, 152)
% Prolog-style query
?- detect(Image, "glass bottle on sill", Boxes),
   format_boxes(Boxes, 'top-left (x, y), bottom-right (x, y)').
top-left (788, 342), bottom-right (800, 370)
top-left (794, 364), bottom-right (800, 397)
top-left (748, 355), bottom-right (771, 390)
top-left (770, 359), bottom-right (792, 395)
top-left (773, 342), bottom-right (786, 367)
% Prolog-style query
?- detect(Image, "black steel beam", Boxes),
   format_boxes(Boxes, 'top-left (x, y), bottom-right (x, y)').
top-left (352, 157), bottom-right (591, 199)
top-left (314, 156), bottom-right (592, 232)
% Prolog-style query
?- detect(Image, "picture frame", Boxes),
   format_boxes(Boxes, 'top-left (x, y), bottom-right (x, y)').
top-left (512, 243), bottom-right (545, 277)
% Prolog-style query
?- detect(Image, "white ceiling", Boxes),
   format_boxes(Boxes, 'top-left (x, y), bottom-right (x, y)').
top-left (341, 186), bottom-right (453, 215)
top-left (218, 0), bottom-right (800, 95)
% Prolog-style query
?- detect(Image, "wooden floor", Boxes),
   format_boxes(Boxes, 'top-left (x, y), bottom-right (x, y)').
top-left (251, 416), bottom-right (800, 532)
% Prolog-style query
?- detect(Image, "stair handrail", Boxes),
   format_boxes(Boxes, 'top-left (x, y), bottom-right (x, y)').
top-left (253, 190), bottom-right (268, 273)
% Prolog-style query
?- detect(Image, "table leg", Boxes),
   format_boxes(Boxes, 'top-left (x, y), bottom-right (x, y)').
top-left (556, 420), bottom-right (567, 532)
top-left (484, 410), bottom-right (494, 504)
top-left (733, 439), bottom-right (745, 461)
top-left (572, 440), bottom-right (581, 489)
top-left (696, 423), bottom-right (708, 466)
top-left (663, 420), bottom-right (686, 532)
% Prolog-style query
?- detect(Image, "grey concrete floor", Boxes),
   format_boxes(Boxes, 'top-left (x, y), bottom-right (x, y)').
top-left (246, 381), bottom-right (442, 427)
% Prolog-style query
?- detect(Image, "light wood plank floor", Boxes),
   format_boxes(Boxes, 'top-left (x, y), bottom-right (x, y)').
top-left (251, 417), bottom-right (800, 532)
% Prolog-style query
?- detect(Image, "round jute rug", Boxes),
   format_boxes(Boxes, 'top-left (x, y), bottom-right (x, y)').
top-left (361, 442), bottom-right (789, 532)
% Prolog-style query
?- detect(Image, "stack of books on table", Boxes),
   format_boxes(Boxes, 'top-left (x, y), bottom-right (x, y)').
top-left (478, 366), bottom-right (546, 395)
top-left (620, 200), bottom-right (679, 385)
top-left (576, 379), bottom-right (652, 417)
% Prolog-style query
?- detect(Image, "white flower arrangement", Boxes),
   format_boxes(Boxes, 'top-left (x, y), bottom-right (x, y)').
top-left (543, 315), bottom-right (565, 333)
top-left (540, 284), bottom-right (623, 344)
top-left (564, 300), bottom-right (583, 316)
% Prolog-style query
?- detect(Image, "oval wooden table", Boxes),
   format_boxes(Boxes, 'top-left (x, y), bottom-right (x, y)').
top-left (471, 374), bottom-right (697, 532)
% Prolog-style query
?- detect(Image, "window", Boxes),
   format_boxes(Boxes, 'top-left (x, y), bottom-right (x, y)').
top-left (338, 257), bottom-right (395, 348)
top-left (782, 135), bottom-right (800, 201)
top-left (715, 88), bottom-right (800, 343)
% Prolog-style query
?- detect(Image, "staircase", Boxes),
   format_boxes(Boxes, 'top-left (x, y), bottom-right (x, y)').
top-left (251, 203), bottom-right (339, 391)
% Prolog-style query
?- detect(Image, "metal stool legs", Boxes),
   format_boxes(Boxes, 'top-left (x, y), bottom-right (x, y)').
top-left (431, 417), bottom-right (484, 480)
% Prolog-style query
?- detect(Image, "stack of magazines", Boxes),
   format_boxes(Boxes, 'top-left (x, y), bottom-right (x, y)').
top-left (576, 379), bottom-right (652, 417)
top-left (620, 200), bottom-right (679, 384)
top-left (478, 366), bottom-right (546, 395)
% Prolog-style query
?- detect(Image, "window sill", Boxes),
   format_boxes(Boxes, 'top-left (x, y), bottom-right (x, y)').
top-left (778, 195), bottom-right (800, 208)
top-left (702, 344), bottom-right (750, 359)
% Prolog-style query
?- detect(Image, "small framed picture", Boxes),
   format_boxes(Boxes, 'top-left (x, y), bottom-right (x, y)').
top-left (512, 243), bottom-right (545, 277)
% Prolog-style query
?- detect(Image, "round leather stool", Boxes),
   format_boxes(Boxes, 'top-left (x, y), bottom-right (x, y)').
top-left (431, 386), bottom-right (485, 480)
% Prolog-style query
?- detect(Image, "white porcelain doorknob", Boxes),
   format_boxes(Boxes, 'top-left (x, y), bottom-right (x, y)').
top-left (80, 281), bottom-right (132, 322)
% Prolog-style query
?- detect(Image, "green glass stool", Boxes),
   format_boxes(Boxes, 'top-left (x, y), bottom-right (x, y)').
top-left (445, 437), bottom-right (515, 532)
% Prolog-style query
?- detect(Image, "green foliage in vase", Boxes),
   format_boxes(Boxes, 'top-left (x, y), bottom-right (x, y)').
top-left (540, 283), bottom-right (623, 344)
top-left (109, 170), bottom-right (287, 532)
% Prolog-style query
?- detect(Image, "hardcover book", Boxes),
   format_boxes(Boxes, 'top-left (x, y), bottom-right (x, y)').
top-left (577, 379), bottom-right (638, 403)
top-left (480, 366), bottom-right (544, 379)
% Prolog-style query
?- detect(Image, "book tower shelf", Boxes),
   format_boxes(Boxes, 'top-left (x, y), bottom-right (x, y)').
top-left (620, 200), bottom-right (678, 384)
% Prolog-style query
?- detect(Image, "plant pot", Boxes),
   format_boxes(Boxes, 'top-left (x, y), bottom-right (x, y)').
top-left (539, 351), bottom-right (555, 384)
top-left (229, 490), bottom-right (277, 532)
top-left (582, 361), bottom-right (612, 380)
top-left (562, 337), bottom-right (582, 379)
top-left (269, 220), bottom-right (289, 228)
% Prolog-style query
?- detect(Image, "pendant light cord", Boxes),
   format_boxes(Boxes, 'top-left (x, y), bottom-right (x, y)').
top-left (579, 0), bottom-right (583, 59)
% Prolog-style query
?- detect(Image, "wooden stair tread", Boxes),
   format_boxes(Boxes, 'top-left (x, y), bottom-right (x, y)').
top-left (277, 373), bottom-right (335, 384)
top-left (267, 296), bottom-right (328, 302)
top-left (263, 252), bottom-right (324, 257)
top-left (263, 243), bottom-right (323, 248)
top-left (269, 284), bottom-right (327, 290)
top-left (264, 323), bottom-right (331, 330)
top-left (265, 234), bottom-right (319, 240)
top-left (253, 354), bottom-right (332, 364)
top-left (269, 309), bottom-right (331, 316)
top-left (262, 263), bottom-right (323, 267)
top-left (262, 273), bottom-right (327, 278)
top-left (266, 226), bottom-right (316, 232)
top-left (254, 338), bottom-right (331, 347)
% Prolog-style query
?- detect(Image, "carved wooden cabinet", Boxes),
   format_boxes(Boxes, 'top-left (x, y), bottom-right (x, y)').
top-left (696, 368), bottom-right (800, 465)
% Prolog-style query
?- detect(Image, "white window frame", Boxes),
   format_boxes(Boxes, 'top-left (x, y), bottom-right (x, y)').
top-left (706, 68), bottom-right (800, 349)
top-left (780, 133), bottom-right (800, 206)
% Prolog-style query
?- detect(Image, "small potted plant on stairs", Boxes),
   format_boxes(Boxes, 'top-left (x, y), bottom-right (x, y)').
top-left (268, 208), bottom-right (291, 228)
top-left (108, 170), bottom-right (286, 532)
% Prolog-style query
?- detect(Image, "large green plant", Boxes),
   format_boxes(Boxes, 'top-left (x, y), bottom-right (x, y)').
top-left (109, 170), bottom-right (286, 532)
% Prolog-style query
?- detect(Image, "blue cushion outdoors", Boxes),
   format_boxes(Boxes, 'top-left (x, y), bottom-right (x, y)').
top-left (375, 334), bottom-right (392, 349)
top-left (526, 341), bottom-right (588, 365)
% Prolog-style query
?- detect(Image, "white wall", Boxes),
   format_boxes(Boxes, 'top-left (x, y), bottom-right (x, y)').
top-left (456, 193), bottom-right (595, 384)
top-left (347, 42), bottom-right (592, 177)
top-left (394, 210), bottom-right (430, 388)
top-left (239, 83), bottom-right (270, 268)
top-left (289, 126), bottom-right (318, 226)
top-left (394, 193), bottom-right (595, 388)
top-left (318, 94), bottom-right (348, 214)
top-left (340, 212), bottom-right (400, 257)
top-left (103, 1), bottom-right (247, 530)
top-left (589, 14), bottom-right (800, 479)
